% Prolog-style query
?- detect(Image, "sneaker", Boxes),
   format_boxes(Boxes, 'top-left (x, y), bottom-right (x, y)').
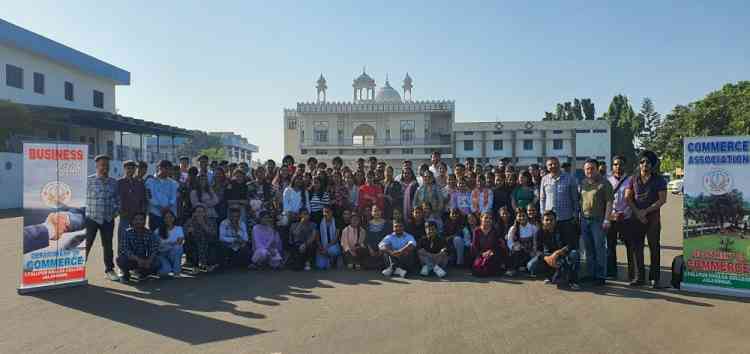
top-left (304, 262), bottom-right (312, 271)
top-left (543, 278), bottom-right (552, 285)
top-left (382, 266), bottom-right (394, 277)
top-left (394, 267), bottom-right (407, 278)
top-left (569, 282), bottom-right (582, 290)
top-left (347, 263), bottom-right (355, 270)
top-left (119, 274), bottom-right (130, 283)
top-left (206, 264), bottom-right (219, 272)
top-left (420, 265), bottom-right (431, 276)
top-left (505, 270), bottom-right (517, 277)
top-left (105, 270), bottom-right (120, 282)
top-left (519, 266), bottom-right (527, 272)
top-left (247, 264), bottom-right (258, 270)
top-left (433, 265), bottom-right (447, 278)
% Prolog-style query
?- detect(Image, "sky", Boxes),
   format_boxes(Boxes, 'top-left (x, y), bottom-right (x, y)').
top-left (4, 1), bottom-right (748, 160)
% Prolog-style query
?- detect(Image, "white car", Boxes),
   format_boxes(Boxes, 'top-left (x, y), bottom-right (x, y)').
top-left (668, 178), bottom-right (683, 194)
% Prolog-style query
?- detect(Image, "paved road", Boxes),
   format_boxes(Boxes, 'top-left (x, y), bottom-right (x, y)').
top-left (1, 195), bottom-right (748, 354)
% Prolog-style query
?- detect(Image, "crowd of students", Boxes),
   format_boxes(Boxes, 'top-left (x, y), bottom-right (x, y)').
top-left (85, 149), bottom-right (667, 289)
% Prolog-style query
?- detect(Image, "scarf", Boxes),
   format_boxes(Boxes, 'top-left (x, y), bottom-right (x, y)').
top-left (319, 218), bottom-right (337, 248)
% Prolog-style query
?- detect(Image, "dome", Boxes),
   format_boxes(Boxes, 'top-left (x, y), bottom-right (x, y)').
top-left (375, 80), bottom-right (402, 102)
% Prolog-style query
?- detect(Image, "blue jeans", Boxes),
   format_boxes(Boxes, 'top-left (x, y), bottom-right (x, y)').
top-left (315, 244), bottom-right (342, 269)
top-left (581, 217), bottom-right (607, 280)
top-left (158, 246), bottom-right (183, 275)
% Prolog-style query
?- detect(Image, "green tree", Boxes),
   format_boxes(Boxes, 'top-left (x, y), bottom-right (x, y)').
top-left (603, 94), bottom-right (639, 168)
top-left (637, 97), bottom-right (661, 152)
top-left (199, 147), bottom-right (226, 162)
top-left (651, 81), bottom-right (750, 169)
top-left (176, 131), bottom-right (223, 160)
top-left (581, 98), bottom-right (596, 120)
top-left (542, 98), bottom-right (595, 121)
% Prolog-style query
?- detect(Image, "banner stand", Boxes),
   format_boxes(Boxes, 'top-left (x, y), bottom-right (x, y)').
top-left (681, 136), bottom-right (750, 298)
top-left (18, 141), bottom-right (89, 294)
top-left (18, 280), bottom-right (88, 295)
top-left (680, 283), bottom-right (750, 298)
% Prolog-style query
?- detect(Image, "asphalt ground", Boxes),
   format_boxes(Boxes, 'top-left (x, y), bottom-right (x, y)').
top-left (1, 194), bottom-right (749, 354)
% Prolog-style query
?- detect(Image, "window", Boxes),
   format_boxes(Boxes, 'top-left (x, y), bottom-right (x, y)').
top-left (93, 90), bottom-right (104, 108)
top-left (402, 148), bottom-right (413, 154)
top-left (300, 130), bottom-right (305, 141)
top-left (464, 140), bottom-right (474, 151)
top-left (65, 81), bottom-right (74, 101)
top-left (400, 120), bottom-right (415, 143)
top-left (575, 129), bottom-right (590, 134)
top-left (523, 139), bottom-right (533, 150)
top-left (106, 141), bottom-right (114, 157)
top-left (301, 149), bottom-right (308, 155)
top-left (596, 156), bottom-right (606, 160)
top-left (576, 156), bottom-right (587, 161)
top-left (493, 130), bottom-right (503, 135)
top-left (593, 129), bottom-right (608, 133)
top-left (287, 119), bottom-right (297, 129)
top-left (463, 131), bottom-right (474, 136)
top-left (315, 149), bottom-right (328, 155)
top-left (385, 128), bottom-right (391, 140)
top-left (313, 121), bottom-right (328, 142)
top-left (553, 139), bottom-right (563, 150)
top-left (384, 149), bottom-right (390, 154)
top-left (33, 73), bottom-right (44, 94)
top-left (523, 130), bottom-right (533, 134)
top-left (493, 140), bottom-right (503, 150)
top-left (552, 130), bottom-right (563, 134)
top-left (6, 64), bottom-right (23, 89)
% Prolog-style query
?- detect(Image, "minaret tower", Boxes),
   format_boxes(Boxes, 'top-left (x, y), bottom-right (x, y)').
top-left (316, 73), bottom-right (327, 103)
top-left (402, 72), bottom-right (414, 101)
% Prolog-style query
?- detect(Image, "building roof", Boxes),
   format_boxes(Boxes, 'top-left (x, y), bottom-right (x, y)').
top-left (374, 79), bottom-right (402, 102)
top-left (25, 104), bottom-right (192, 136)
top-left (0, 19), bottom-right (130, 85)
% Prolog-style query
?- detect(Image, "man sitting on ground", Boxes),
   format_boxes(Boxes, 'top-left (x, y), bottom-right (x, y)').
top-left (379, 219), bottom-right (418, 278)
top-left (528, 210), bottom-right (580, 290)
top-left (117, 212), bottom-right (160, 283)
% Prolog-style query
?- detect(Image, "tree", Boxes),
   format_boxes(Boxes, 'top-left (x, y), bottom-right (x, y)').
top-left (582, 98), bottom-right (596, 120)
top-left (651, 81), bottom-right (750, 170)
top-left (603, 94), bottom-right (639, 169)
top-left (175, 130), bottom-right (223, 160)
top-left (542, 98), bottom-right (595, 121)
top-left (199, 147), bottom-right (226, 162)
top-left (637, 98), bottom-right (661, 152)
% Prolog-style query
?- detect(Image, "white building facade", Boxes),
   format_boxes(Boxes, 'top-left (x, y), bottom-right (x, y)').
top-left (454, 120), bottom-right (611, 173)
top-left (284, 71), bottom-right (454, 167)
top-left (210, 132), bottom-right (259, 164)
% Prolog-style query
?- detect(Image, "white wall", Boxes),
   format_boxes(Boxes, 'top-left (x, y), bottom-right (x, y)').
top-left (0, 44), bottom-right (116, 113)
top-left (575, 129), bottom-right (611, 166)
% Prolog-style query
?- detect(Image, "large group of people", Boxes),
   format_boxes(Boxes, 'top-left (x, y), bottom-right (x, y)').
top-left (85, 149), bottom-right (667, 290)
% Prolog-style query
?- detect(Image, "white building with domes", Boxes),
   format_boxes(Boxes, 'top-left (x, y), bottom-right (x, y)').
top-left (284, 69), bottom-right (455, 166)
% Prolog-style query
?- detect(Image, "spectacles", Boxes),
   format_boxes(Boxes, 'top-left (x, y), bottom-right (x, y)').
top-left (640, 160), bottom-right (650, 165)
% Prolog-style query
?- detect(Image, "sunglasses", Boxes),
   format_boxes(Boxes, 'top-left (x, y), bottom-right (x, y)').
top-left (639, 159), bottom-right (651, 165)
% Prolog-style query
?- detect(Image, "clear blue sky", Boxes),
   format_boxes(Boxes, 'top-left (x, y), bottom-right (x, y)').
top-left (4, 1), bottom-right (748, 160)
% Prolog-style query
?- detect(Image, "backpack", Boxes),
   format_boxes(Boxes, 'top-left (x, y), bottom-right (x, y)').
top-left (671, 255), bottom-right (685, 289)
